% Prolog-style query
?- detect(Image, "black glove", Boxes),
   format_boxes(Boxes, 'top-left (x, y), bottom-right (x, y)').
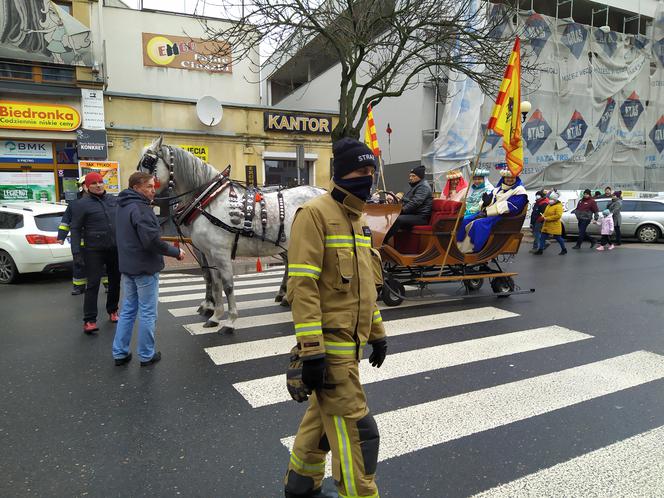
top-left (481, 192), bottom-right (493, 205)
top-left (73, 253), bottom-right (85, 267)
top-left (369, 339), bottom-right (387, 368)
top-left (475, 211), bottom-right (488, 219)
top-left (301, 357), bottom-right (326, 390)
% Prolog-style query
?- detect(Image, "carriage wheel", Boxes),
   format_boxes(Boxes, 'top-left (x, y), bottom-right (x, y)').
top-left (463, 278), bottom-right (484, 292)
top-left (381, 280), bottom-right (405, 307)
top-left (491, 276), bottom-right (515, 297)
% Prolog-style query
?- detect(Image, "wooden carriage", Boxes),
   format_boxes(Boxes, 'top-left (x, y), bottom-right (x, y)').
top-left (364, 198), bottom-right (530, 306)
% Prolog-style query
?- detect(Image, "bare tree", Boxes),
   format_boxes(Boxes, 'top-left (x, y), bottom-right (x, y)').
top-left (200, 0), bottom-right (529, 140)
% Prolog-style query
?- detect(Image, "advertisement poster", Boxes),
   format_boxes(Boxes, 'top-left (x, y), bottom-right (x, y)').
top-left (0, 101), bottom-right (80, 132)
top-left (0, 171), bottom-right (56, 201)
top-left (76, 129), bottom-right (108, 159)
top-left (142, 33), bottom-right (232, 73)
top-left (80, 89), bottom-right (105, 130)
top-left (0, 140), bottom-right (53, 163)
top-left (79, 160), bottom-right (120, 194)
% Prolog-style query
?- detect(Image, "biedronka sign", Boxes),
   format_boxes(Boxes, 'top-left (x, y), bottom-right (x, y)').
top-left (0, 101), bottom-right (81, 132)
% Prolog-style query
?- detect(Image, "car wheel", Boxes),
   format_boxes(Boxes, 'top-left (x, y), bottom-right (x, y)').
top-left (0, 250), bottom-right (18, 284)
top-left (491, 276), bottom-right (514, 297)
top-left (381, 280), bottom-right (405, 307)
top-left (636, 224), bottom-right (661, 243)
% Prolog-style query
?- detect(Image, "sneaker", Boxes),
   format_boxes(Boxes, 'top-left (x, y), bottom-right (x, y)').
top-left (140, 351), bottom-right (162, 367)
top-left (532, 249), bottom-right (543, 255)
top-left (572, 245), bottom-right (580, 250)
top-left (114, 353), bottom-right (132, 366)
top-left (109, 311), bottom-right (119, 323)
top-left (596, 245), bottom-right (604, 251)
top-left (71, 286), bottom-right (84, 296)
top-left (608, 244), bottom-right (615, 250)
top-left (83, 321), bottom-right (99, 334)
top-left (559, 249), bottom-right (567, 255)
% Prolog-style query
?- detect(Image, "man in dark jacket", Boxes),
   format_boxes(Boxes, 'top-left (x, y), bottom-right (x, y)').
top-left (58, 177), bottom-right (87, 295)
top-left (572, 188), bottom-right (599, 249)
top-left (112, 172), bottom-right (184, 367)
top-left (384, 165), bottom-right (433, 243)
top-left (70, 172), bottom-right (121, 334)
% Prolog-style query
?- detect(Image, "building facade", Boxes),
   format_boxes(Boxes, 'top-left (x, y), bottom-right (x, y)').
top-left (0, 0), bottom-right (104, 202)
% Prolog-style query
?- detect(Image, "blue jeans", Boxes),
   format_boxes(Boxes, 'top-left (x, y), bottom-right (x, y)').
top-left (531, 222), bottom-right (543, 249)
top-left (112, 273), bottom-right (159, 361)
top-left (539, 233), bottom-right (566, 251)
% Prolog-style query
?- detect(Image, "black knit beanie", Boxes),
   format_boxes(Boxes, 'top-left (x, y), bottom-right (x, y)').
top-left (332, 138), bottom-right (377, 178)
top-left (411, 165), bottom-right (426, 179)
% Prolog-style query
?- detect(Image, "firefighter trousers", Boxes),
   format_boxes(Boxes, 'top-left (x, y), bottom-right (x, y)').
top-left (285, 360), bottom-right (380, 498)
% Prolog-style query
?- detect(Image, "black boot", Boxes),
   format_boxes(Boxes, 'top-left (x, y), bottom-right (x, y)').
top-left (559, 248), bottom-right (567, 255)
top-left (532, 249), bottom-right (543, 255)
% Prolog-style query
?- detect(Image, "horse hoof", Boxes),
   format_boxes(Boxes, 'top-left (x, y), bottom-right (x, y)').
top-left (275, 295), bottom-right (283, 302)
top-left (279, 299), bottom-right (290, 308)
top-left (219, 326), bottom-right (235, 335)
top-left (203, 319), bottom-right (219, 328)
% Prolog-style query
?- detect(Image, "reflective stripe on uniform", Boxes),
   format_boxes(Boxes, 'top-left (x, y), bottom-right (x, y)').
top-left (101, 276), bottom-right (109, 284)
top-left (334, 416), bottom-right (357, 496)
top-left (325, 235), bottom-right (354, 248)
top-left (288, 264), bottom-right (322, 279)
top-left (325, 341), bottom-right (366, 356)
top-left (372, 310), bottom-right (382, 324)
top-left (289, 450), bottom-right (325, 474)
top-left (294, 322), bottom-right (323, 336)
top-left (58, 224), bottom-right (69, 231)
top-left (72, 278), bottom-right (87, 286)
top-left (354, 235), bottom-right (372, 248)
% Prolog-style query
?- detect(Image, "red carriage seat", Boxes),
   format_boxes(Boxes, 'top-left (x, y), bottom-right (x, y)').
top-left (394, 199), bottom-right (463, 253)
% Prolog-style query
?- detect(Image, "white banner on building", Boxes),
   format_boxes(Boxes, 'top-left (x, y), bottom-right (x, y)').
top-left (81, 89), bottom-right (106, 130)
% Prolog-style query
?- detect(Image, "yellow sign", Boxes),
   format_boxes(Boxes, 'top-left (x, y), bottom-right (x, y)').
top-left (142, 33), bottom-right (232, 73)
top-left (79, 161), bottom-right (121, 195)
top-left (178, 144), bottom-right (208, 162)
top-left (0, 101), bottom-right (80, 131)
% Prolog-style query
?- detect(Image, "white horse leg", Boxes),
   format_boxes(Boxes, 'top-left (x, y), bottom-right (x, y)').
top-left (202, 266), bottom-right (226, 328)
top-left (216, 256), bottom-right (238, 334)
top-left (274, 252), bottom-right (290, 307)
top-left (196, 251), bottom-right (216, 318)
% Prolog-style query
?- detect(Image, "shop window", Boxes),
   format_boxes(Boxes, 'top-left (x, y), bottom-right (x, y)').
top-left (0, 61), bottom-right (74, 84)
top-left (264, 159), bottom-right (313, 187)
top-left (55, 142), bottom-right (78, 164)
top-left (54, 2), bottom-right (72, 14)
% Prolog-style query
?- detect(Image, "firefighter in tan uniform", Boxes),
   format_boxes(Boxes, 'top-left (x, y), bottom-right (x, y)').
top-left (284, 138), bottom-right (388, 498)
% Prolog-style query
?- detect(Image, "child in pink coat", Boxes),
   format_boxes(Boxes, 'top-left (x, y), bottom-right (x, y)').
top-left (596, 209), bottom-right (615, 251)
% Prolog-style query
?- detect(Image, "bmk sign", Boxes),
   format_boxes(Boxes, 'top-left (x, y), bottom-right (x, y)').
top-left (0, 140), bottom-right (53, 164)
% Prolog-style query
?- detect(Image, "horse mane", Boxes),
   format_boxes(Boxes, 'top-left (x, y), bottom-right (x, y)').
top-left (169, 146), bottom-right (218, 191)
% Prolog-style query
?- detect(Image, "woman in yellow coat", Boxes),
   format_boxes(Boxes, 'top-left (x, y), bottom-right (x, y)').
top-left (533, 191), bottom-right (567, 255)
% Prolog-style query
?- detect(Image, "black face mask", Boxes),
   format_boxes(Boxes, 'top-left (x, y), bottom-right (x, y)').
top-left (334, 175), bottom-right (373, 201)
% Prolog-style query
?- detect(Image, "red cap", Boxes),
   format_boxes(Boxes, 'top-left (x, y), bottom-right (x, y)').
top-left (84, 172), bottom-right (104, 187)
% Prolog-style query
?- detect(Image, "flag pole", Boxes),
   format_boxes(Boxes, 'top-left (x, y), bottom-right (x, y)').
top-left (437, 127), bottom-right (490, 277)
top-left (378, 155), bottom-right (387, 192)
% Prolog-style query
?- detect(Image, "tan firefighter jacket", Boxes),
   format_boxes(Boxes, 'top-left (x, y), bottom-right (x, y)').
top-left (286, 182), bottom-right (386, 362)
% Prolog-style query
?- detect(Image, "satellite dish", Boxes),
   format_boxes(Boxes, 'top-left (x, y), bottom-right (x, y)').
top-left (196, 96), bottom-right (223, 126)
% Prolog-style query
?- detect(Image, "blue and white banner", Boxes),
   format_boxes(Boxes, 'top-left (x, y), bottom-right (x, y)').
top-left (0, 140), bottom-right (53, 164)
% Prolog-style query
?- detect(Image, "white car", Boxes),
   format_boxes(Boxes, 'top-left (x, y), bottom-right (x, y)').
top-left (0, 202), bottom-right (73, 284)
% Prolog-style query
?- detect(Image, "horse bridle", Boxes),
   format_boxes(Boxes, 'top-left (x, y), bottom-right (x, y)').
top-left (139, 145), bottom-right (176, 193)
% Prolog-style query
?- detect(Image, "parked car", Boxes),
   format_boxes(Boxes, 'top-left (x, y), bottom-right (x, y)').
top-left (0, 202), bottom-right (72, 283)
top-left (561, 197), bottom-right (664, 243)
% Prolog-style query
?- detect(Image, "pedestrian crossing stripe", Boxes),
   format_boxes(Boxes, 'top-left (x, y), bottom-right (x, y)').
top-left (202, 307), bottom-right (517, 362)
top-left (280, 351), bottom-right (664, 478)
top-left (233, 325), bottom-right (591, 408)
top-left (182, 298), bottom-right (446, 334)
top-left (158, 276), bottom-right (285, 294)
top-left (158, 284), bottom-right (281, 303)
top-left (473, 424), bottom-right (664, 497)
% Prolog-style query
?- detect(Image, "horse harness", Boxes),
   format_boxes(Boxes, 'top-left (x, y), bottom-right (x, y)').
top-left (145, 146), bottom-right (287, 260)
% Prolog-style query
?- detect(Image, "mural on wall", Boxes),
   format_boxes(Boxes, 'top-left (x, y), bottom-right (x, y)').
top-left (0, 0), bottom-right (93, 66)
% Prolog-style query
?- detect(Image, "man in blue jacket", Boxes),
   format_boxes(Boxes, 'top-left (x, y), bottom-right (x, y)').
top-left (112, 171), bottom-right (184, 367)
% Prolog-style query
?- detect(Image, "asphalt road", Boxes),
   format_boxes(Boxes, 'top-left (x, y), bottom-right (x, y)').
top-left (2, 242), bottom-right (664, 497)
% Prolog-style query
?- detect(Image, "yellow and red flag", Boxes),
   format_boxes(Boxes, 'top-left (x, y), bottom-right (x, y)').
top-left (364, 103), bottom-right (381, 158)
top-left (487, 37), bottom-right (523, 177)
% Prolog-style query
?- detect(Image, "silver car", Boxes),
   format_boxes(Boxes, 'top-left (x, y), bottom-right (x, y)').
top-left (561, 197), bottom-right (664, 243)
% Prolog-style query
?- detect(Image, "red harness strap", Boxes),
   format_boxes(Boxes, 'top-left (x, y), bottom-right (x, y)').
top-left (184, 181), bottom-right (230, 225)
